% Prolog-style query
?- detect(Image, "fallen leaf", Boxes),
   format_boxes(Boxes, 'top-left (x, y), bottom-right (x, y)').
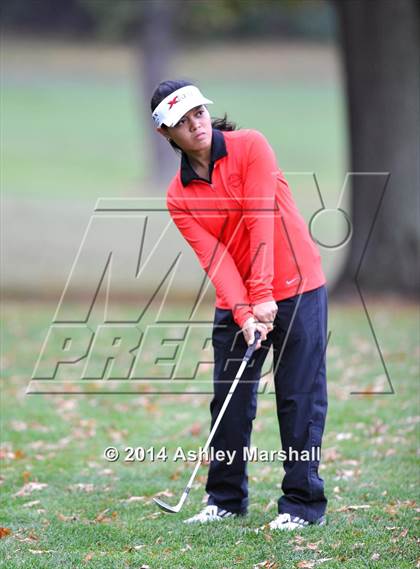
top-left (68, 483), bottom-right (94, 493)
top-left (180, 544), bottom-right (192, 552)
top-left (384, 504), bottom-right (398, 516)
top-left (137, 511), bottom-right (161, 521)
top-left (369, 419), bottom-right (388, 435)
top-left (100, 469), bottom-right (114, 477)
top-left (0, 444), bottom-right (13, 460)
top-left (253, 561), bottom-right (278, 569)
top-left (263, 499), bottom-right (277, 512)
top-left (9, 420), bottom-right (28, 431)
top-left (400, 499), bottom-right (416, 508)
top-left (114, 403), bottom-right (130, 413)
top-left (30, 422), bottom-right (51, 433)
top-left (405, 415), bottom-right (420, 424)
top-left (323, 447), bottom-right (341, 462)
top-left (120, 496), bottom-right (145, 503)
top-left (95, 508), bottom-right (110, 522)
top-left (57, 513), bottom-right (79, 522)
top-left (190, 422), bottom-right (202, 437)
top-left (14, 482), bottom-right (48, 497)
top-left (34, 454), bottom-right (47, 461)
top-left (0, 527), bottom-right (12, 538)
top-left (334, 469), bottom-right (361, 480)
top-left (297, 561), bottom-right (315, 569)
top-left (342, 459), bottom-right (360, 467)
top-left (153, 489), bottom-right (174, 499)
top-left (336, 433), bottom-right (352, 441)
top-left (336, 504), bottom-right (370, 512)
top-left (106, 427), bottom-right (127, 443)
top-left (399, 528), bottom-right (409, 538)
top-left (23, 500), bottom-right (40, 508)
top-left (94, 508), bottom-right (117, 523)
top-left (306, 541), bottom-right (320, 550)
top-left (84, 552), bottom-right (94, 562)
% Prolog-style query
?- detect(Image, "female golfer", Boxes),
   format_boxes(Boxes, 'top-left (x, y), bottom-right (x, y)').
top-left (151, 80), bottom-right (328, 531)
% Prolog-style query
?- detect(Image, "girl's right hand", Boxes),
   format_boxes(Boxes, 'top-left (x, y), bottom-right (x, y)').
top-left (242, 317), bottom-right (268, 350)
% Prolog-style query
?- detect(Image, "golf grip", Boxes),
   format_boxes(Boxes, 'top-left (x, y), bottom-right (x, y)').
top-left (244, 330), bottom-right (262, 361)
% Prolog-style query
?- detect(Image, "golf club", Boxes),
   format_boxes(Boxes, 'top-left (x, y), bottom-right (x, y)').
top-left (153, 330), bottom-right (262, 514)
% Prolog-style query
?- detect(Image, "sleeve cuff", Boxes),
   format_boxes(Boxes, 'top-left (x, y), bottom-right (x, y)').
top-left (233, 305), bottom-right (254, 329)
top-left (250, 293), bottom-right (276, 306)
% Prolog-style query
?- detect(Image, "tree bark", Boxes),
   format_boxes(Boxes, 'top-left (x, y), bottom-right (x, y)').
top-left (136, 0), bottom-right (181, 192)
top-left (333, 0), bottom-right (419, 296)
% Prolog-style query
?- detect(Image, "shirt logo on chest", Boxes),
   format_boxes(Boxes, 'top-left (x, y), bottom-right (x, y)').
top-left (227, 173), bottom-right (242, 190)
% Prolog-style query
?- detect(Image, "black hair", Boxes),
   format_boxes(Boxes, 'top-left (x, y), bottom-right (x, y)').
top-left (150, 79), bottom-right (238, 154)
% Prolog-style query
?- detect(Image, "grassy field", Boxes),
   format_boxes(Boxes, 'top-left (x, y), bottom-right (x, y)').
top-left (0, 300), bottom-right (419, 568)
top-left (1, 38), bottom-right (348, 296)
top-left (1, 39), bottom-right (346, 202)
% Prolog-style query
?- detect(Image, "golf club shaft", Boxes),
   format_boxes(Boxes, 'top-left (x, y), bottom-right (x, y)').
top-left (191, 330), bottom-right (261, 470)
top-left (154, 331), bottom-right (261, 512)
top-left (181, 359), bottom-right (248, 500)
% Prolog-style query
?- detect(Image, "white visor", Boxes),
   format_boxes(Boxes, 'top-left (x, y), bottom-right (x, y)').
top-left (152, 85), bottom-right (213, 128)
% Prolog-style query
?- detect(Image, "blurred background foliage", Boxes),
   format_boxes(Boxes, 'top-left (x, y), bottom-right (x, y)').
top-left (1, 0), bottom-right (418, 297)
top-left (1, 0), bottom-right (336, 42)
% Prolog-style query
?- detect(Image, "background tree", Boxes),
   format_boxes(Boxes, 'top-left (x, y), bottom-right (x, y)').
top-left (0, 0), bottom-right (336, 188)
top-left (137, 0), bottom-right (181, 188)
top-left (332, 0), bottom-right (419, 296)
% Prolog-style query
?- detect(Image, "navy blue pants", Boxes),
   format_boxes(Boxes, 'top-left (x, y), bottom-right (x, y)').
top-left (206, 285), bottom-right (328, 522)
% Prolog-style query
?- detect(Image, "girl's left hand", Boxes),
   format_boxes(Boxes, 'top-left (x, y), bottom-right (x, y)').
top-left (252, 300), bottom-right (278, 333)
top-left (242, 317), bottom-right (268, 350)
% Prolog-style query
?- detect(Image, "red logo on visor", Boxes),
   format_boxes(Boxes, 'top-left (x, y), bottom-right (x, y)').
top-left (167, 96), bottom-right (179, 109)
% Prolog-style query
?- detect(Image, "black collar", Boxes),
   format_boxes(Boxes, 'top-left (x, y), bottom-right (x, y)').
top-left (180, 128), bottom-right (227, 187)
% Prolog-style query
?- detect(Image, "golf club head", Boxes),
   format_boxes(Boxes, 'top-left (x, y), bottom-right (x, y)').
top-left (153, 496), bottom-right (181, 513)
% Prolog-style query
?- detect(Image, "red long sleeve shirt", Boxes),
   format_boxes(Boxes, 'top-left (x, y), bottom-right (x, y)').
top-left (166, 128), bottom-right (326, 329)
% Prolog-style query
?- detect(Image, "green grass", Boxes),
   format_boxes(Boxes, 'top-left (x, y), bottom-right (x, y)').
top-left (1, 41), bottom-right (346, 202)
top-left (1, 81), bottom-right (142, 199)
top-left (1, 300), bottom-right (419, 568)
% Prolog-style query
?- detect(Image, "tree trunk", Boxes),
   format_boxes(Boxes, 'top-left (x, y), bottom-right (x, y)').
top-left (136, 0), bottom-right (181, 192)
top-left (332, 0), bottom-right (419, 296)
